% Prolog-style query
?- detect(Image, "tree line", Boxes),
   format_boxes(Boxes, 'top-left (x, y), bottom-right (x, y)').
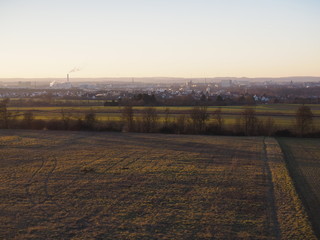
top-left (0, 98), bottom-right (318, 137)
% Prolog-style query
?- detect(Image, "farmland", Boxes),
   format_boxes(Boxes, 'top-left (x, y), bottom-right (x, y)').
top-left (278, 138), bottom-right (320, 237)
top-left (0, 130), bottom-right (316, 239)
top-left (8, 104), bottom-right (320, 129)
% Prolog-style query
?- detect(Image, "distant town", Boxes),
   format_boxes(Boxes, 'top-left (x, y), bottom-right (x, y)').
top-left (1, 76), bottom-right (320, 105)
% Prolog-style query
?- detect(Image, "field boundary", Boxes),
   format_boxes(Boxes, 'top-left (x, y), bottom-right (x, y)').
top-left (265, 138), bottom-right (316, 239)
top-left (277, 138), bottom-right (320, 239)
top-left (262, 138), bottom-right (281, 239)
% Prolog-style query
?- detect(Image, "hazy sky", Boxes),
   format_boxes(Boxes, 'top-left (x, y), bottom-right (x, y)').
top-left (1, 0), bottom-right (320, 78)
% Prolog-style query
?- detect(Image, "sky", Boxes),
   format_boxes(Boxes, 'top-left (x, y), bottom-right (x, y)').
top-left (1, 0), bottom-right (320, 78)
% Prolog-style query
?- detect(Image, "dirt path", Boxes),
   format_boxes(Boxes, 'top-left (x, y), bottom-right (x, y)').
top-left (262, 137), bottom-right (281, 239)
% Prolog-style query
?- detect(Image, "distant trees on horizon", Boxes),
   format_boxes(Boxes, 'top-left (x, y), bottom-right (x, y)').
top-left (0, 97), bottom-right (319, 137)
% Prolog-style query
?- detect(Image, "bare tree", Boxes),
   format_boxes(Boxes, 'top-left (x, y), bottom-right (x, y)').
top-left (163, 107), bottom-right (171, 128)
top-left (190, 106), bottom-right (209, 133)
top-left (0, 98), bottom-right (10, 129)
top-left (60, 108), bottom-right (72, 130)
top-left (295, 105), bottom-right (313, 136)
top-left (84, 109), bottom-right (96, 129)
top-left (240, 107), bottom-right (257, 135)
top-left (212, 108), bottom-right (224, 132)
top-left (121, 105), bottom-right (135, 132)
top-left (175, 114), bottom-right (186, 134)
top-left (22, 111), bottom-right (34, 128)
top-left (141, 107), bottom-right (158, 132)
top-left (264, 117), bottom-right (276, 136)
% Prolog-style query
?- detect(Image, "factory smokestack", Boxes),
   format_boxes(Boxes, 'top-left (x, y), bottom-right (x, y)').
top-left (67, 74), bottom-right (69, 82)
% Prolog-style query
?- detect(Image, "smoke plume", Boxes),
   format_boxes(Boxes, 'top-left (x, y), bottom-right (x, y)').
top-left (69, 67), bottom-right (82, 73)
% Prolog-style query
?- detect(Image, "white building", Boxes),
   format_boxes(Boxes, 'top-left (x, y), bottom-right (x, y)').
top-left (49, 81), bottom-right (72, 89)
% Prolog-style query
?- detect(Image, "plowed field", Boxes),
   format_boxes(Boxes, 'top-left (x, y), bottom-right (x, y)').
top-left (0, 130), bottom-right (315, 239)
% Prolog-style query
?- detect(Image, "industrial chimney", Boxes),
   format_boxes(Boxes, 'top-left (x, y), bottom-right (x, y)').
top-left (67, 74), bottom-right (69, 82)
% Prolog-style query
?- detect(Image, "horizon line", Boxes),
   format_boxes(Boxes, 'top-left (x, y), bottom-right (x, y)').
top-left (1, 76), bottom-right (320, 80)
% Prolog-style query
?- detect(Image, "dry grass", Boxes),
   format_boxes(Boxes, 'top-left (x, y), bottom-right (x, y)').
top-left (0, 130), bottom-right (315, 239)
top-left (277, 138), bottom-right (320, 239)
top-left (265, 138), bottom-right (316, 239)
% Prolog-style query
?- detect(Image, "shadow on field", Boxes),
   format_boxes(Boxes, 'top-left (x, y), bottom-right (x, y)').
top-left (277, 138), bottom-right (320, 239)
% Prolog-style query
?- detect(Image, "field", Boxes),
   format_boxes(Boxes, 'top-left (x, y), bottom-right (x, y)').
top-left (8, 104), bottom-right (320, 129)
top-left (0, 130), bottom-right (316, 239)
top-left (278, 138), bottom-right (320, 237)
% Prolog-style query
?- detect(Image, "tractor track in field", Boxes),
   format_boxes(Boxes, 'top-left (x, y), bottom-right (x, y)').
top-left (4, 131), bottom-right (306, 239)
top-left (166, 139), bottom-right (236, 239)
top-left (4, 133), bottom-right (100, 214)
top-left (140, 142), bottom-right (210, 236)
top-left (23, 151), bottom-right (107, 216)
top-left (35, 153), bottom-right (108, 216)
top-left (204, 149), bottom-right (239, 239)
top-left (48, 147), bottom-right (129, 191)
top-left (24, 157), bottom-right (45, 205)
top-left (43, 157), bottom-right (57, 200)
top-left (0, 143), bottom-right (55, 212)
top-left (75, 139), bottom-right (181, 226)
top-left (181, 139), bottom-right (226, 239)
top-left (22, 149), bottom-right (141, 219)
top-left (62, 148), bottom-right (160, 228)
top-left (41, 150), bottom-right (133, 212)
top-left (100, 150), bottom-right (173, 219)
top-left (24, 156), bottom-right (55, 216)
top-left (44, 148), bottom-right (153, 222)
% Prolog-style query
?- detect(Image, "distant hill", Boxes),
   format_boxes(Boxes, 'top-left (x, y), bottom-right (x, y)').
top-left (1, 76), bottom-right (320, 83)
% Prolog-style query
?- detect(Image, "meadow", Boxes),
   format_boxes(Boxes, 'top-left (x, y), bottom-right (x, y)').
top-left (0, 130), bottom-right (316, 239)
